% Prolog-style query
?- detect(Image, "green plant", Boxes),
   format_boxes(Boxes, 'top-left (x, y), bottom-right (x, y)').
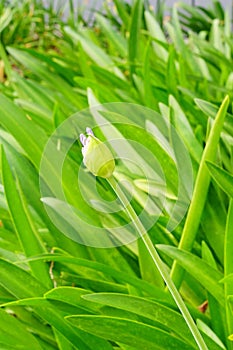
top-left (0, 0), bottom-right (232, 349)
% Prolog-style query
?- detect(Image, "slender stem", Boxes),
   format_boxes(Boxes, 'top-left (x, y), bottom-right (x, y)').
top-left (107, 175), bottom-right (208, 350)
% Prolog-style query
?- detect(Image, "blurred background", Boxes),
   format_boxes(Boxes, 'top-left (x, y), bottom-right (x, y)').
top-left (42, 0), bottom-right (233, 17)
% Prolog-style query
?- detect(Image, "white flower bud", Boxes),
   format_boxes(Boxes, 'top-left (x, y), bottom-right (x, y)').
top-left (80, 128), bottom-right (115, 178)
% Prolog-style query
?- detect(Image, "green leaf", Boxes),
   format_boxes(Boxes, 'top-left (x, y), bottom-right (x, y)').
top-left (112, 0), bottom-right (130, 27)
top-left (171, 95), bottom-right (229, 288)
top-left (66, 315), bottom-right (194, 350)
top-left (0, 93), bottom-right (46, 169)
top-left (145, 10), bottom-right (168, 62)
top-left (0, 8), bottom-right (12, 33)
top-left (169, 95), bottom-right (203, 164)
top-left (64, 27), bottom-right (125, 80)
top-left (0, 308), bottom-right (43, 350)
top-left (24, 254), bottom-right (175, 302)
top-left (206, 161), bottom-right (233, 198)
top-left (157, 245), bottom-right (224, 305)
top-left (225, 200), bottom-right (233, 342)
top-left (2, 297), bottom-right (113, 350)
top-left (45, 287), bottom-right (96, 312)
top-left (53, 329), bottom-right (73, 350)
top-left (137, 235), bottom-right (164, 288)
top-left (96, 14), bottom-right (127, 57)
top-left (202, 242), bottom-right (226, 342)
top-left (7, 47), bottom-right (82, 109)
top-left (128, 0), bottom-right (143, 78)
top-left (0, 258), bottom-right (46, 299)
top-left (210, 19), bottom-right (224, 53)
top-left (83, 292), bottom-right (197, 347)
top-left (195, 98), bottom-right (233, 135)
top-left (196, 319), bottom-right (226, 350)
top-left (1, 147), bottom-right (52, 288)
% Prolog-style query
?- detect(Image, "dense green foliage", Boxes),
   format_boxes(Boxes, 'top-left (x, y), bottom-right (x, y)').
top-left (0, 0), bottom-right (233, 349)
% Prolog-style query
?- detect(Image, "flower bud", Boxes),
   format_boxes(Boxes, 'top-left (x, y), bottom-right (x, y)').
top-left (80, 128), bottom-right (115, 178)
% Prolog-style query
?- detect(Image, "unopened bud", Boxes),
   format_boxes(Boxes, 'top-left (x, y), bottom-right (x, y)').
top-left (80, 127), bottom-right (115, 178)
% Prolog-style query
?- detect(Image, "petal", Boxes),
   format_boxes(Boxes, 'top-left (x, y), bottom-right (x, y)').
top-left (86, 127), bottom-right (94, 136)
top-left (80, 133), bottom-right (86, 146)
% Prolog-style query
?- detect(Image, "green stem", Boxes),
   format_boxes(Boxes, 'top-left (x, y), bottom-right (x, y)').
top-left (107, 175), bottom-right (208, 350)
top-left (170, 95), bottom-right (229, 288)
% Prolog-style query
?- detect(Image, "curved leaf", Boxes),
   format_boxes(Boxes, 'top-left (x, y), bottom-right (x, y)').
top-left (206, 161), bottom-right (233, 198)
top-left (157, 245), bottom-right (224, 305)
top-left (67, 315), bottom-right (193, 350)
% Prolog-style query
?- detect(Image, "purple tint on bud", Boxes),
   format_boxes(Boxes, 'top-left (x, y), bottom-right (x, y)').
top-left (86, 127), bottom-right (94, 136)
top-left (80, 133), bottom-right (86, 146)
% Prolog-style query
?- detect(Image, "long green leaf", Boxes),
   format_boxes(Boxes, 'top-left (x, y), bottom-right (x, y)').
top-left (0, 308), bottom-right (43, 350)
top-left (24, 254), bottom-right (175, 302)
top-left (206, 161), bottom-right (233, 198)
top-left (145, 10), bottom-right (168, 62)
top-left (225, 200), bottom-right (233, 346)
top-left (64, 27), bottom-right (125, 80)
top-left (67, 315), bottom-right (193, 350)
top-left (170, 95), bottom-right (229, 288)
top-left (128, 0), bottom-right (143, 78)
top-left (83, 292), bottom-right (197, 347)
top-left (158, 245), bottom-right (224, 305)
top-left (1, 297), bottom-right (113, 350)
top-left (0, 258), bottom-right (46, 298)
top-left (1, 147), bottom-right (52, 288)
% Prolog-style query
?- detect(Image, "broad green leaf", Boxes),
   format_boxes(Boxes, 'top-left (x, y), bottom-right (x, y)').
top-left (0, 258), bottom-right (46, 299)
top-left (2, 297), bottom-right (113, 350)
top-left (83, 292), bottom-right (197, 347)
top-left (67, 315), bottom-right (194, 350)
top-left (0, 308), bottom-right (43, 350)
top-left (0, 93), bottom-right (46, 169)
top-left (25, 254), bottom-right (175, 302)
top-left (1, 147), bottom-right (52, 288)
top-left (63, 275), bottom-right (128, 294)
top-left (45, 287), bottom-right (96, 312)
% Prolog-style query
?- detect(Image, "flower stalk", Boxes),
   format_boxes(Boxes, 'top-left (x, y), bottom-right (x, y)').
top-left (80, 127), bottom-right (208, 350)
top-left (107, 175), bottom-right (208, 350)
